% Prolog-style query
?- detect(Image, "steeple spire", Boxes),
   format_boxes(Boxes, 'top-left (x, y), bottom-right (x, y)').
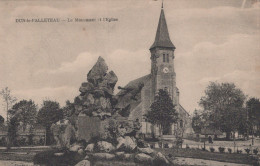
top-left (150, 3), bottom-right (175, 50)
top-left (161, 0), bottom-right (163, 9)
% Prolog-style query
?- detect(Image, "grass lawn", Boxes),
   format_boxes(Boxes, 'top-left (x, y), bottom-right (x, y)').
top-left (94, 161), bottom-right (146, 166)
top-left (156, 148), bottom-right (254, 165)
top-left (0, 152), bottom-right (35, 162)
top-left (0, 146), bottom-right (51, 162)
top-left (183, 138), bottom-right (260, 148)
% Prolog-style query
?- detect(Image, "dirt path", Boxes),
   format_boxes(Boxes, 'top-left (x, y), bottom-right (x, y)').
top-left (173, 157), bottom-right (251, 166)
top-left (0, 160), bottom-right (33, 166)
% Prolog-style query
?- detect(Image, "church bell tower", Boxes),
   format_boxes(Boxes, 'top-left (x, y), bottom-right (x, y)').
top-left (150, 3), bottom-right (177, 105)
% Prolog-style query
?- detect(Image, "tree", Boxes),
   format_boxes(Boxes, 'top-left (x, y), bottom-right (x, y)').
top-left (7, 115), bottom-right (19, 147)
top-left (145, 89), bottom-right (178, 136)
top-left (62, 100), bottom-right (75, 118)
top-left (0, 87), bottom-right (17, 122)
top-left (246, 97), bottom-right (260, 136)
top-left (191, 109), bottom-right (204, 134)
top-left (10, 100), bottom-right (37, 131)
top-left (0, 115), bottom-right (4, 125)
top-left (37, 100), bottom-right (63, 145)
top-left (199, 82), bottom-right (246, 140)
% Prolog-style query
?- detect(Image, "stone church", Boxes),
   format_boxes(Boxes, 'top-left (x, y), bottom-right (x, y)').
top-left (115, 4), bottom-right (193, 137)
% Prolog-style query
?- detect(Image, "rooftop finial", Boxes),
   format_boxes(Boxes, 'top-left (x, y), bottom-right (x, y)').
top-left (161, 0), bottom-right (164, 9)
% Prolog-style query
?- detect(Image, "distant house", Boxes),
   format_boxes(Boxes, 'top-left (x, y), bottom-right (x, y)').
top-left (0, 125), bottom-right (8, 145)
top-left (0, 124), bottom-right (46, 146)
top-left (199, 127), bottom-right (223, 139)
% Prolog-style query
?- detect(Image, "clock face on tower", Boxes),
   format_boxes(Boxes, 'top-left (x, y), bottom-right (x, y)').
top-left (163, 67), bottom-right (169, 73)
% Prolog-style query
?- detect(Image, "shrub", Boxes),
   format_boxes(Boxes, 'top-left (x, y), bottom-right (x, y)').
top-left (253, 148), bottom-right (258, 155)
top-left (144, 137), bottom-right (159, 142)
top-left (0, 137), bottom-right (7, 146)
top-left (186, 144), bottom-right (190, 149)
top-left (39, 138), bottom-right (44, 145)
top-left (244, 148), bottom-right (250, 154)
top-left (137, 140), bottom-right (145, 148)
top-left (164, 143), bottom-right (169, 148)
top-left (237, 149), bottom-right (242, 154)
top-left (28, 134), bottom-right (34, 145)
top-left (76, 139), bottom-right (87, 149)
top-left (201, 147), bottom-right (206, 151)
top-left (103, 118), bottom-right (141, 142)
top-left (218, 147), bottom-right (225, 153)
top-left (210, 147), bottom-right (215, 152)
top-left (228, 148), bottom-right (232, 154)
top-left (176, 137), bottom-right (183, 148)
top-left (33, 149), bottom-right (84, 166)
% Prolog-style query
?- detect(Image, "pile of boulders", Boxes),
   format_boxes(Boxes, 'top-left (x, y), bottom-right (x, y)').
top-left (74, 56), bottom-right (118, 119)
top-left (51, 120), bottom-right (77, 148)
top-left (70, 136), bottom-right (171, 166)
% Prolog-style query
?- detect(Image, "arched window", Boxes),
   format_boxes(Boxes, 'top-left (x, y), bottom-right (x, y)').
top-left (166, 54), bottom-right (169, 62)
top-left (164, 87), bottom-right (170, 94)
top-left (163, 54), bottom-right (165, 62)
top-left (180, 120), bottom-right (183, 128)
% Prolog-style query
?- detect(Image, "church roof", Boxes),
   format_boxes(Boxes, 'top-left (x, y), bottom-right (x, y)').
top-left (150, 6), bottom-right (175, 50)
top-left (115, 74), bottom-right (151, 109)
top-left (179, 104), bottom-right (190, 116)
top-left (116, 74), bottom-right (151, 97)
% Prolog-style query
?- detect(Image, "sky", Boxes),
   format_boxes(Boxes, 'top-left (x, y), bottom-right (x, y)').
top-left (0, 0), bottom-right (259, 119)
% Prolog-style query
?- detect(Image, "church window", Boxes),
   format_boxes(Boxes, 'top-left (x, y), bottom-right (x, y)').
top-left (164, 87), bottom-right (170, 94)
top-left (180, 120), bottom-right (183, 128)
top-left (163, 54), bottom-right (165, 62)
top-left (166, 54), bottom-right (169, 62)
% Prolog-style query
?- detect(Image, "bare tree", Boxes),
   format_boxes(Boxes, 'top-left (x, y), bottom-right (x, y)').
top-left (0, 87), bottom-right (17, 122)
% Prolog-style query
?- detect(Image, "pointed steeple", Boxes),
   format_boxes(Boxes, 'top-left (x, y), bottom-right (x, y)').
top-left (150, 5), bottom-right (175, 50)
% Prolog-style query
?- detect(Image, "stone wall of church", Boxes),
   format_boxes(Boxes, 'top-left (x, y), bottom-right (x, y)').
top-left (141, 80), bottom-right (153, 120)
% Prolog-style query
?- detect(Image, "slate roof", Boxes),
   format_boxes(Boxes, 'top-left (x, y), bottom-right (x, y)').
top-left (150, 8), bottom-right (175, 50)
top-left (115, 74), bottom-right (151, 109)
top-left (179, 104), bottom-right (190, 116)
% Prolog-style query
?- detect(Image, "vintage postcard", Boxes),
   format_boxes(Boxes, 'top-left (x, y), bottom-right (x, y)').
top-left (0, 0), bottom-right (259, 165)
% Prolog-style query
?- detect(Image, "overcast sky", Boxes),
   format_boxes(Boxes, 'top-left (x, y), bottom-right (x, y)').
top-left (0, 0), bottom-right (259, 118)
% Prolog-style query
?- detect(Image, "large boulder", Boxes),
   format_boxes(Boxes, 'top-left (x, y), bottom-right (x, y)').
top-left (87, 56), bottom-right (108, 85)
top-left (79, 82), bottom-right (94, 93)
top-left (85, 143), bottom-right (94, 152)
top-left (115, 151), bottom-right (125, 156)
top-left (100, 87), bottom-right (114, 96)
top-left (78, 149), bottom-right (85, 155)
top-left (103, 71), bottom-right (118, 89)
top-left (75, 160), bottom-right (90, 166)
top-left (69, 144), bottom-right (82, 152)
top-left (82, 94), bottom-right (95, 106)
top-left (92, 153), bottom-right (115, 160)
top-left (116, 136), bottom-right (137, 151)
top-left (69, 140), bottom-right (86, 152)
top-left (138, 147), bottom-right (154, 155)
top-left (97, 141), bottom-right (115, 152)
top-left (154, 152), bottom-right (169, 165)
top-left (135, 153), bottom-right (153, 163)
top-left (115, 152), bottom-right (134, 160)
top-left (54, 152), bottom-right (64, 156)
top-left (99, 97), bottom-right (111, 109)
top-left (92, 112), bottom-right (111, 120)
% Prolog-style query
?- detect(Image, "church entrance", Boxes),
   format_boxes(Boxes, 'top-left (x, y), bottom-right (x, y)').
top-left (162, 125), bottom-right (172, 135)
